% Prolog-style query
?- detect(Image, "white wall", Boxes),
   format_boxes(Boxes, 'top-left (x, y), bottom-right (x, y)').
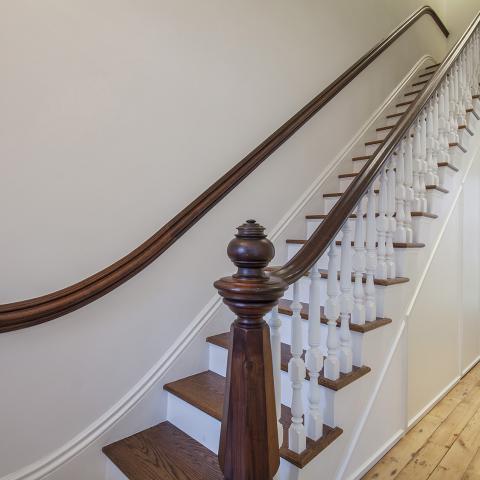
top-left (0, 1), bottom-right (459, 479)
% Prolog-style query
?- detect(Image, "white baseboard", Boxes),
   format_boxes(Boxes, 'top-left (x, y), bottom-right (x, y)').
top-left (346, 429), bottom-right (404, 480)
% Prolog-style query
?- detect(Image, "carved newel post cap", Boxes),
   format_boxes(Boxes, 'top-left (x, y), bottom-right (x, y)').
top-left (214, 220), bottom-right (287, 323)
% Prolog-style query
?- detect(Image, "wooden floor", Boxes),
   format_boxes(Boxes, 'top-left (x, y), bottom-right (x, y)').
top-left (363, 363), bottom-right (480, 479)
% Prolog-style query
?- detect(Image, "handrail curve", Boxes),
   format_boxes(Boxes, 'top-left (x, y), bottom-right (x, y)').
top-left (0, 5), bottom-right (448, 333)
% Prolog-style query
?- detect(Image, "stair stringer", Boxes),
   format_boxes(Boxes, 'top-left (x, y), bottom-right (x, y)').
top-left (288, 120), bottom-right (480, 480)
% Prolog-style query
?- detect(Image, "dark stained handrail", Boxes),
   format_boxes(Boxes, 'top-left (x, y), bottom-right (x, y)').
top-left (0, 6), bottom-right (448, 333)
top-left (274, 11), bottom-right (479, 285)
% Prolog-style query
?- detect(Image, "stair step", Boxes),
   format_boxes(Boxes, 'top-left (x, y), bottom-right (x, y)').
top-left (206, 332), bottom-right (371, 391)
top-left (269, 262), bottom-right (411, 286)
top-left (365, 139), bottom-right (383, 146)
top-left (396, 100), bottom-right (414, 108)
top-left (404, 89), bottom-right (423, 97)
top-left (287, 238), bottom-right (425, 250)
top-left (425, 63), bottom-right (440, 70)
top-left (164, 371), bottom-right (343, 468)
top-left (459, 124), bottom-right (474, 136)
top-left (277, 298), bottom-right (392, 333)
top-left (386, 112), bottom-right (404, 119)
top-left (376, 125), bottom-right (394, 132)
top-left (103, 421), bottom-right (223, 480)
top-left (352, 155), bottom-right (372, 161)
top-left (412, 79), bottom-right (429, 87)
top-left (467, 108), bottom-right (480, 120)
top-left (450, 142), bottom-right (467, 153)
top-left (419, 71), bottom-right (435, 78)
top-left (426, 184), bottom-right (449, 193)
top-left (306, 211), bottom-right (437, 219)
top-left (437, 161), bottom-right (459, 172)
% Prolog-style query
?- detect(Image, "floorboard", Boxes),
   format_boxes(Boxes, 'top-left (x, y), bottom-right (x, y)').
top-left (363, 363), bottom-right (480, 480)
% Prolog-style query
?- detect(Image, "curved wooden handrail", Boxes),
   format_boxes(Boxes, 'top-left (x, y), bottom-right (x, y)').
top-left (0, 5), bottom-right (448, 333)
top-left (274, 12), bottom-right (480, 286)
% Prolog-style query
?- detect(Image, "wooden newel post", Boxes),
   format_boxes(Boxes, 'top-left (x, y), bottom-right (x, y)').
top-left (214, 220), bottom-right (287, 480)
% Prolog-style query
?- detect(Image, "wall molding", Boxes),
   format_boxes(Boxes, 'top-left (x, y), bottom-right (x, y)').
top-left (0, 54), bottom-right (437, 480)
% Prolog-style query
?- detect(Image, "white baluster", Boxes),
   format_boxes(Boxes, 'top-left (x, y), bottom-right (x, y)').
top-left (394, 143), bottom-right (406, 243)
top-left (412, 119), bottom-right (422, 212)
top-left (324, 243), bottom-right (340, 381)
top-left (288, 281), bottom-right (307, 453)
top-left (439, 82), bottom-right (450, 170)
top-left (339, 221), bottom-right (353, 374)
top-left (365, 188), bottom-right (377, 322)
top-left (404, 132), bottom-right (414, 243)
top-left (420, 111), bottom-right (428, 211)
top-left (386, 158), bottom-right (396, 278)
top-left (376, 167), bottom-right (387, 279)
top-left (425, 101), bottom-right (435, 185)
top-left (352, 202), bottom-right (366, 325)
top-left (432, 93), bottom-right (440, 186)
top-left (305, 262), bottom-right (324, 441)
top-left (449, 68), bottom-right (460, 144)
top-left (269, 306), bottom-right (283, 446)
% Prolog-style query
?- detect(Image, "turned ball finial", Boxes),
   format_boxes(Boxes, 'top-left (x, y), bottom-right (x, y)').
top-left (227, 219), bottom-right (275, 278)
top-left (214, 220), bottom-right (287, 324)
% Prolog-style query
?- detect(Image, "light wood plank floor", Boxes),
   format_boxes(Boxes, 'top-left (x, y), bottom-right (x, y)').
top-left (363, 363), bottom-right (480, 480)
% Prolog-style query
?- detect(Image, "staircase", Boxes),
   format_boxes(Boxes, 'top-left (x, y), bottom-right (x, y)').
top-left (102, 30), bottom-right (480, 478)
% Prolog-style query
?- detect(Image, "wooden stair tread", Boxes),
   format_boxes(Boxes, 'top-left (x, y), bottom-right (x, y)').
top-left (386, 112), bottom-right (404, 119)
top-left (437, 161), bottom-right (459, 172)
top-left (164, 371), bottom-right (343, 468)
top-left (268, 263), bottom-right (410, 286)
top-left (425, 63), bottom-right (440, 70)
top-left (376, 125), bottom-right (394, 132)
top-left (306, 211), bottom-right (437, 219)
top-left (103, 421), bottom-right (224, 480)
top-left (404, 89), bottom-right (423, 96)
top-left (450, 142), bottom-right (467, 153)
top-left (352, 155), bottom-right (372, 161)
top-left (396, 100), bottom-right (414, 107)
top-left (287, 238), bottom-right (425, 250)
top-left (467, 108), bottom-right (480, 120)
top-left (277, 298), bottom-right (392, 333)
top-left (365, 139), bottom-right (383, 146)
top-left (412, 79), bottom-right (429, 86)
top-left (459, 124), bottom-right (474, 136)
top-left (419, 71), bottom-right (435, 78)
top-left (426, 184), bottom-right (449, 193)
top-left (206, 332), bottom-right (371, 391)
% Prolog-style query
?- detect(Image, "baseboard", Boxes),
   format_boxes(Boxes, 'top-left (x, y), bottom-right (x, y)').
top-left (407, 375), bottom-right (460, 429)
top-left (346, 429), bottom-right (404, 480)
top-left (462, 354), bottom-right (480, 376)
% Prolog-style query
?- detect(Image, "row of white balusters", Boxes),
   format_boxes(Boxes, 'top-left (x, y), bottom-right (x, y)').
top-left (268, 28), bottom-right (480, 455)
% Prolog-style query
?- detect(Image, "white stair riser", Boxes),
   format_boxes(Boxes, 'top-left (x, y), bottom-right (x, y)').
top-left (396, 104), bottom-right (410, 114)
top-left (338, 176), bottom-right (381, 193)
top-left (426, 189), bottom-right (444, 215)
top-left (352, 158), bottom-right (369, 173)
top-left (365, 143), bottom-right (382, 156)
top-left (167, 394), bottom-right (221, 454)
top-left (376, 129), bottom-right (391, 141)
top-left (324, 193), bottom-right (372, 214)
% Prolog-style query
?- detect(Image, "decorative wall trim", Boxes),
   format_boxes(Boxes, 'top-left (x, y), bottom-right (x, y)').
top-left (0, 54), bottom-right (437, 480)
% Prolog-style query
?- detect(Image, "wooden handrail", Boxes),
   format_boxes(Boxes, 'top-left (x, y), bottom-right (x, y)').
top-left (0, 5), bottom-right (448, 333)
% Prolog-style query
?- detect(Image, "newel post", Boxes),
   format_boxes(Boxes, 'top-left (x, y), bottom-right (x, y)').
top-left (214, 220), bottom-right (287, 480)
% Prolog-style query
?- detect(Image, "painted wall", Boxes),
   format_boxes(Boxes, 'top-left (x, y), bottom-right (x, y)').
top-left (0, 1), bottom-right (468, 479)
